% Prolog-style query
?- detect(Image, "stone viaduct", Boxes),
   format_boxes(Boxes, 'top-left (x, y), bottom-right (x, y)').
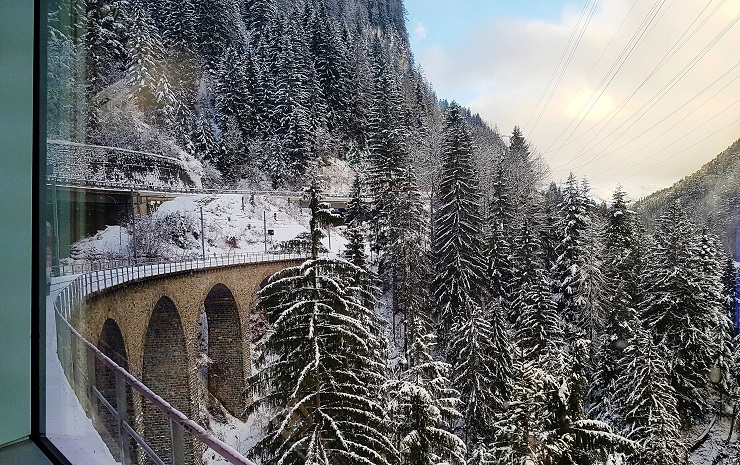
top-left (69, 259), bottom-right (301, 464)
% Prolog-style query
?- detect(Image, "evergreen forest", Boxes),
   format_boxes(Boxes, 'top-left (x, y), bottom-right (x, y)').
top-left (46, 0), bottom-right (740, 463)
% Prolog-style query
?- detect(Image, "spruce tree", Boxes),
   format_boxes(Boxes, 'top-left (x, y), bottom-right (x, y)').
top-left (508, 125), bottom-right (530, 161)
top-left (83, 0), bottom-right (128, 95)
top-left (492, 358), bottom-right (550, 463)
top-left (345, 174), bottom-right (368, 226)
top-left (641, 203), bottom-right (723, 422)
top-left (551, 173), bottom-right (590, 340)
top-left (244, 0), bottom-right (277, 49)
top-left (264, 15), bottom-right (321, 185)
top-left (485, 167), bottom-right (514, 308)
top-left (383, 333), bottom-right (466, 465)
top-left (384, 165), bottom-right (429, 348)
top-left (159, 0), bottom-right (196, 51)
top-left (612, 328), bottom-right (688, 465)
top-left (248, 186), bottom-right (393, 465)
top-left (365, 43), bottom-right (409, 256)
top-left (450, 301), bottom-right (512, 446)
top-left (696, 230), bottom-right (735, 396)
top-left (127, 2), bottom-right (176, 120)
top-left (512, 220), bottom-right (566, 373)
top-left (592, 186), bottom-right (642, 423)
top-left (433, 102), bottom-right (485, 337)
top-left (306, 3), bottom-right (352, 134)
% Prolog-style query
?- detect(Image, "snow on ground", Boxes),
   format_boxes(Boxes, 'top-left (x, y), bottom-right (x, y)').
top-left (315, 156), bottom-right (356, 195)
top-left (72, 193), bottom-right (349, 262)
top-left (203, 409), bottom-right (272, 464)
top-left (51, 190), bottom-right (356, 465)
top-left (690, 410), bottom-right (739, 463)
top-left (45, 277), bottom-right (120, 465)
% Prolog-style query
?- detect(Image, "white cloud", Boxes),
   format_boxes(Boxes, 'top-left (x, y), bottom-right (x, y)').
top-left (414, 21), bottom-right (427, 40)
top-left (414, 0), bottom-right (740, 195)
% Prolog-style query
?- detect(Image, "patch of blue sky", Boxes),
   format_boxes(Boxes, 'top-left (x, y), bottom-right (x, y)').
top-left (405, 0), bottom-right (575, 51)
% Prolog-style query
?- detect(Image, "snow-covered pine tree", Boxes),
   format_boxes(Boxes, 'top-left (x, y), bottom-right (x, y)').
top-left (193, 0), bottom-right (238, 67)
top-left (508, 125), bottom-right (529, 161)
top-left (492, 356), bottom-right (555, 464)
top-left (449, 300), bottom-right (512, 446)
top-left (485, 167), bottom-right (514, 309)
top-left (641, 202), bottom-right (724, 423)
top-left (574, 178), bottom-right (606, 355)
top-left (264, 14), bottom-right (320, 185)
top-left (721, 253), bottom-right (738, 324)
top-left (248, 185), bottom-right (393, 465)
top-left (696, 230), bottom-right (736, 396)
top-left (591, 186), bottom-right (642, 423)
top-left (306, 3), bottom-right (352, 134)
top-left (244, 0), bottom-right (277, 50)
top-left (159, 0), bottom-right (196, 51)
top-left (191, 110), bottom-right (219, 163)
top-left (384, 333), bottom-right (466, 465)
top-left (365, 39), bottom-right (409, 257)
top-left (551, 173), bottom-right (590, 340)
top-left (345, 174), bottom-right (368, 227)
top-left (432, 101), bottom-right (485, 338)
top-left (214, 45), bottom-right (260, 143)
top-left (83, 0), bottom-right (128, 96)
top-left (511, 219), bottom-right (566, 374)
top-left (384, 165), bottom-right (430, 349)
top-left (541, 182), bottom-right (563, 271)
top-left (342, 175), bottom-right (369, 270)
top-left (127, 2), bottom-right (178, 127)
top-left (612, 327), bottom-right (688, 465)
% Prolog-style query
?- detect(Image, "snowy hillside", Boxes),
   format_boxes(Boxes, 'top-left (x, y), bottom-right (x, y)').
top-left (70, 193), bottom-right (348, 263)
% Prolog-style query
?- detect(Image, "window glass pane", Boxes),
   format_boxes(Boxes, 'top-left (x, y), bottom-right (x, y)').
top-left (41, 0), bottom-right (740, 464)
top-left (44, 2), bottom-right (259, 463)
top-left (0, 0), bottom-right (33, 447)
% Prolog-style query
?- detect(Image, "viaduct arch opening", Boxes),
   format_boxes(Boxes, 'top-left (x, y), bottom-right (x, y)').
top-left (202, 284), bottom-right (245, 418)
top-left (142, 297), bottom-right (194, 465)
top-left (96, 318), bottom-right (136, 461)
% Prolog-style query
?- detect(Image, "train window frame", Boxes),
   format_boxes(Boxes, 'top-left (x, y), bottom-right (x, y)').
top-left (0, 0), bottom-right (59, 462)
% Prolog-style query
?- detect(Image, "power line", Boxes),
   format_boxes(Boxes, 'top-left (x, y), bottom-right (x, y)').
top-left (522, 0), bottom-right (592, 132)
top-left (542, 0), bottom-right (668, 160)
top-left (554, 1), bottom-right (737, 171)
top-left (528, 0), bottom-right (601, 137)
top-left (606, 114), bottom-right (740, 184)
top-left (534, 0), bottom-right (639, 143)
top-left (567, 60), bottom-right (740, 176)
top-left (594, 97), bottom-right (740, 184)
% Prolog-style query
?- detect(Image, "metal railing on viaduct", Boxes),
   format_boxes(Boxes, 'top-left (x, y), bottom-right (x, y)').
top-left (53, 252), bottom-right (309, 465)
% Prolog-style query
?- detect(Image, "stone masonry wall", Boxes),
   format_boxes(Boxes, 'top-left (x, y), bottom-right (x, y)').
top-left (75, 260), bottom-right (301, 464)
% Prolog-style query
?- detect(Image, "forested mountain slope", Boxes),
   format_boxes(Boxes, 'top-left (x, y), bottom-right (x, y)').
top-left (49, 0), bottom-right (511, 190)
top-left (636, 137), bottom-right (740, 252)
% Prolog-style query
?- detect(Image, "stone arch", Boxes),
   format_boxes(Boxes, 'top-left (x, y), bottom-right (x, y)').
top-left (142, 296), bottom-right (193, 464)
top-left (202, 283), bottom-right (245, 418)
top-left (95, 318), bottom-right (136, 461)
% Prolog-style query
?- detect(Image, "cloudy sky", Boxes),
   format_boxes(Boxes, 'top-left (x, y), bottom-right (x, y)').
top-left (405, 0), bottom-right (740, 198)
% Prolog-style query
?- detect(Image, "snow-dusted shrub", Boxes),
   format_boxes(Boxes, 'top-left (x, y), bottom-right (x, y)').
top-left (127, 211), bottom-right (198, 260)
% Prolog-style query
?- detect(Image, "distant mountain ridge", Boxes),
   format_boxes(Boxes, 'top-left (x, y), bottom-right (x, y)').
top-left (636, 137), bottom-right (740, 253)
